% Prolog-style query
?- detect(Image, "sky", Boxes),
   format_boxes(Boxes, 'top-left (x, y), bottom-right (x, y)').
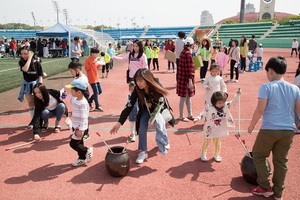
top-left (1, 0), bottom-right (299, 28)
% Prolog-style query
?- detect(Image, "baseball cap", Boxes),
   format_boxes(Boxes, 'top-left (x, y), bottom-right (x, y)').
top-left (259, 43), bottom-right (262, 46)
top-left (65, 79), bottom-right (88, 91)
top-left (184, 37), bottom-right (194, 45)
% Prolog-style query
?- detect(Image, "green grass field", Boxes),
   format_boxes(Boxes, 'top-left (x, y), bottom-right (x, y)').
top-left (0, 57), bottom-right (80, 93)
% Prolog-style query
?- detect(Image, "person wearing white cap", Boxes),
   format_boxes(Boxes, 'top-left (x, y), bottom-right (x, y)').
top-left (257, 43), bottom-right (263, 62)
top-left (177, 37), bottom-right (196, 122)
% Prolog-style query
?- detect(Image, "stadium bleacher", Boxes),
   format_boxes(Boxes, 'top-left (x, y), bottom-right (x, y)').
top-left (0, 30), bottom-right (38, 41)
top-left (101, 26), bottom-right (195, 40)
top-left (101, 28), bottom-right (144, 40)
top-left (145, 26), bottom-right (195, 38)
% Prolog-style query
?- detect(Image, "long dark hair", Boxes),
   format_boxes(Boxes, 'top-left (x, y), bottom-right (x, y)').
top-left (33, 83), bottom-right (50, 108)
top-left (133, 68), bottom-right (168, 107)
top-left (130, 40), bottom-right (144, 59)
top-left (19, 46), bottom-right (36, 71)
top-left (240, 35), bottom-right (247, 47)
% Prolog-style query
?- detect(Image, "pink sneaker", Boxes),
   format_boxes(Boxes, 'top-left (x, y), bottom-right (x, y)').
top-left (251, 186), bottom-right (274, 197)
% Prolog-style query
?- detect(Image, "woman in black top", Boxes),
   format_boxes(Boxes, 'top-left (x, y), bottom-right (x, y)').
top-left (31, 83), bottom-right (68, 141)
top-left (18, 46), bottom-right (43, 129)
top-left (110, 68), bottom-right (174, 164)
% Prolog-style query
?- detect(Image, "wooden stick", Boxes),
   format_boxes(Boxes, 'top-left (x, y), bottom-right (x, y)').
top-left (96, 132), bottom-right (113, 153)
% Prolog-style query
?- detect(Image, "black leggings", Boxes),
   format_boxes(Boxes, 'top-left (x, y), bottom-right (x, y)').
top-left (70, 137), bottom-right (87, 160)
top-left (152, 58), bottom-right (159, 70)
top-left (240, 56), bottom-right (246, 71)
top-left (200, 61), bottom-right (209, 79)
top-left (230, 60), bottom-right (239, 80)
top-left (102, 63), bottom-right (110, 73)
top-left (147, 58), bottom-right (152, 69)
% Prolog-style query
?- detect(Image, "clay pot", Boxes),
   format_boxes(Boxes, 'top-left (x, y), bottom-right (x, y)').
top-left (240, 152), bottom-right (272, 185)
top-left (105, 146), bottom-right (130, 177)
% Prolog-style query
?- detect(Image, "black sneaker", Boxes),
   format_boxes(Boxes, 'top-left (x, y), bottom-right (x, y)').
top-left (95, 107), bottom-right (103, 112)
top-left (88, 101), bottom-right (93, 109)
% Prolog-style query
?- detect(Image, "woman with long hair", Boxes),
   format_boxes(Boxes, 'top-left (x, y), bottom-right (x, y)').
top-left (30, 83), bottom-right (68, 141)
top-left (113, 40), bottom-right (147, 83)
top-left (110, 68), bottom-right (174, 164)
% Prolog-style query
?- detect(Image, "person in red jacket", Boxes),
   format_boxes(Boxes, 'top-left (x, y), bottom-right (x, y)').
top-left (176, 37), bottom-right (196, 122)
top-left (164, 39), bottom-right (176, 72)
top-left (10, 37), bottom-right (17, 59)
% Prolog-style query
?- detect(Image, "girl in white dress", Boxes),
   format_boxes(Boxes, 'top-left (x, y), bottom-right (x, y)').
top-left (194, 90), bottom-right (240, 162)
top-left (202, 64), bottom-right (227, 106)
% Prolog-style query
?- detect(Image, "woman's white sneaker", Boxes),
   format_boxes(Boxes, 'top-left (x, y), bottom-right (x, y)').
top-left (135, 151), bottom-right (148, 164)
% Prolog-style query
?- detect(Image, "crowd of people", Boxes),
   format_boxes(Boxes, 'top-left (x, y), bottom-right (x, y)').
top-left (13, 30), bottom-right (300, 200)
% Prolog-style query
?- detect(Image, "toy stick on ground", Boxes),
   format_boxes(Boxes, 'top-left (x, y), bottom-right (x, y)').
top-left (5, 137), bottom-right (45, 151)
top-left (235, 134), bottom-right (251, 158)
top-left (96, 132), bottom-right (113, 153)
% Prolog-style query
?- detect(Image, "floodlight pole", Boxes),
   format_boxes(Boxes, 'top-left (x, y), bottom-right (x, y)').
top-left (31, 12), bottom-right (36, 27)
top-left (63, 9), bottom-right (68, 25)
top-left (53, 1), bottom-right (61, 23)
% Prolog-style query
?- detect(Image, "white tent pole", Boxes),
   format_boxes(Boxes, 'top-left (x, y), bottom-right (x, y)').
top-left (68, 26), bottom-right (71, 58)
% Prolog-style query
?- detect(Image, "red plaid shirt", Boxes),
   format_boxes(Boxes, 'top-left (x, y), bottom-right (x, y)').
top-left (176, 47), bottom-right (195, 97)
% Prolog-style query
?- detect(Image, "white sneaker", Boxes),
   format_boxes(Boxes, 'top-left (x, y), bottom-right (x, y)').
top-left (85, 147), bottom-right (93, 163)
top-left (128, 135), bottom-right (136, 142)
top-left (72, 159), bottom-right (86, 167)
top-left (200, 154), bottom-right (208, 162)
top-left (214, 155), bottom-right (222, 162)
top-left (135, 151), bottom-right (148, 164)
top-left (235, 80), bottom-right (239, 83)
top-left (34, 134), bottom-right (41, 142)
top-left (165, 143), bottom-right (170, 150)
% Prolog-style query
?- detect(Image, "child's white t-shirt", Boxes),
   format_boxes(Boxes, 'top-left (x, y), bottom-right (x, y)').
top-left (71, 97), bottom-right (89, 131)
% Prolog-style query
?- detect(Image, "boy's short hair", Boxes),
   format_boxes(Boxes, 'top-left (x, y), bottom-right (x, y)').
top-left (178, 31), bottom-right (185, 39)
top-left (68, 61), bottom-right (82, 70)
top-left (100, 52), bottom-right (105, 56)
top-left (209, 64), bottom-right (220, 71)
top-left (90, 47), bottom-right (100, 54)
top-left (74, 36), bottom-right (79, 41)
top-left (211, 91), bottom-right (228, 107)
top-left (265, 56), bottom-right (287, 75)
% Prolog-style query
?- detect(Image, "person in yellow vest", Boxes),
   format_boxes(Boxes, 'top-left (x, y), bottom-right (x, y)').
top-left (197, 38), bottom-right (211, 83)
top-left (152, 45), bottom-right (160, 71)
top-left (240, 36), bottom-right (248, 74)
top-left (99, 52), bottom-right (111, 78)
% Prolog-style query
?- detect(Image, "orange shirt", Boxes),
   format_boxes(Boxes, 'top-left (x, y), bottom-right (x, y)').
top-left (84, 56), bottom-right (101, 84)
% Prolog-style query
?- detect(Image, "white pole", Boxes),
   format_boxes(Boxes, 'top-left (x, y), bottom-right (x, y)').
top-left (68, 26), bottom-right (71, 58)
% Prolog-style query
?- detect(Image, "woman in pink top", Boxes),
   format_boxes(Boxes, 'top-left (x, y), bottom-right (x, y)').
top-left (113, 40), bottom-right (148, 82)
top-left (216, 46), bottom-right (227, 77)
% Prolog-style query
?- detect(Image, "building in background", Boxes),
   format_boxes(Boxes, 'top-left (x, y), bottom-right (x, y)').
top-left (259, 0), bottom-right (276, 20)
top-left (200, 10), bottom-right (214, 26)
top-left (245, 3), bottom-right (255, 13)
